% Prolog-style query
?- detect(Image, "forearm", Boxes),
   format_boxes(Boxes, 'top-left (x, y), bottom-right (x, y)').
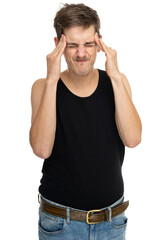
top-left (111, 75), bottom-right (142, 147)
top-left (29, 80), bottom-right (57, 158)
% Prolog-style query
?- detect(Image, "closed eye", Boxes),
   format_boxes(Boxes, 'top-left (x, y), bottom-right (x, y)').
top-left (66, 42), bottom-right (96, 48)
top-left (66, 44), bottom-right (78, 48)
top-left (84, 42), bottom-right (96, 47)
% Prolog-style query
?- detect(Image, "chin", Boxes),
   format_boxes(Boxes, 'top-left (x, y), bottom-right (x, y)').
top-left (71, 65), bottom-right (94, 77)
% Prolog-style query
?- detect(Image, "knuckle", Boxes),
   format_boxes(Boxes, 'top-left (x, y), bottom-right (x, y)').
top-left (46, 54), bottom-right (55, 60)
top-left (46, 54), bottom-right (51, 59)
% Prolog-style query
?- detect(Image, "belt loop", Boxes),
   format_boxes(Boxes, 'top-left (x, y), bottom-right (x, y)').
top-left (108, 207), bottom-right (112, 223)
top-left (38, 193), bottom-right (41, 204)
top-left (66, 207), bottom-right (70, 225)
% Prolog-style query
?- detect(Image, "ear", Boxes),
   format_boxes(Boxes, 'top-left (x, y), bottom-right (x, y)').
top-left (54, 37), bottom-right (59, 47)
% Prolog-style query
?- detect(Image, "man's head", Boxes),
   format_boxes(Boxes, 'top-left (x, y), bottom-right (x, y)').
top-left (54, 3), bottom-right (101, 41)
top-left (53, 3), bottom-right (101, 77)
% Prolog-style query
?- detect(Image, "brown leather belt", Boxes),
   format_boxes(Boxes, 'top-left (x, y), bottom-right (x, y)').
top-left (40, 198), bottom-right (129, 224)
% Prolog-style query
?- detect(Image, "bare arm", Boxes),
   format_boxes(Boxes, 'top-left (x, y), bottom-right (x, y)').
top-left (111, 73), bottom-right (142, 148)
top-left (29, 34), bottom-right (66, 158)
top-left (95, 33), bottom-right (142, 148)
top-left (29, 80), bottom-right (58, 159)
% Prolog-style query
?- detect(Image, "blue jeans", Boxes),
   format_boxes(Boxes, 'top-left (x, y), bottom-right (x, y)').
top-left (38, 194), bottom-right (128, 240)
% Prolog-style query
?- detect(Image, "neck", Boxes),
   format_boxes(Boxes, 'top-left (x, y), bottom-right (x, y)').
top-left (65, 68), bottom-right (97, 89)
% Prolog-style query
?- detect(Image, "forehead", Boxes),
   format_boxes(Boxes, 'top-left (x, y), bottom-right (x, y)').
top-left (64, 25), bottom-right (95, 43)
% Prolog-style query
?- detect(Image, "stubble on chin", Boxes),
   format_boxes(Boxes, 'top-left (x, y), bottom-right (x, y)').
top-left (72, 62), bottom-right (95, 77)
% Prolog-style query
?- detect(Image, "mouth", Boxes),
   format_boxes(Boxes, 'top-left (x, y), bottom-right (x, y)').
top-left (75, 60), bottom-right (88, 63)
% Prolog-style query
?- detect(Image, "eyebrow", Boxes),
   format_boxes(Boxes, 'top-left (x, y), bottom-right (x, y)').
top-left (67, 41), bottom-right (95, 45)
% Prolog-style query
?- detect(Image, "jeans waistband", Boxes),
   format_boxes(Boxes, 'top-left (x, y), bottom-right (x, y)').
top-left (38, 193), bottom-right (124, 213)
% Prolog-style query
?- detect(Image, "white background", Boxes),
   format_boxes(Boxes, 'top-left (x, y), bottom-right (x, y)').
top-left (0, 0), bottom-right (160, 239)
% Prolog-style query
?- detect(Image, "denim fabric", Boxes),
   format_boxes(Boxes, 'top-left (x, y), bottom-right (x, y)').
top-left (38, 194), bottom-right (128, 240)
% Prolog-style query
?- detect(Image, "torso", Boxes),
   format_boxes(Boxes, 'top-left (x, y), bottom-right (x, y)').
top-left (39, 69), bottom-right (125, 210)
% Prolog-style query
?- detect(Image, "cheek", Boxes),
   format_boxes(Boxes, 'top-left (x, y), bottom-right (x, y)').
top-left (64, 51), bottom-right (73, 63)
top-left (91, 49), bottom-right (97, 60)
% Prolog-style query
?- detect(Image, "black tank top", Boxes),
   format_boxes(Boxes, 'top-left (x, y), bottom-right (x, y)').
top-left (39, 69), bottom-right (125, 210)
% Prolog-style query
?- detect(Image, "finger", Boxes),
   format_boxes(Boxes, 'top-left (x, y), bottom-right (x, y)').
top-left (94, 33), bottom-right (104, 52)
top-left (58, 35), bottom-right (66, 56)
top-left (49, 35), bottom-right (65, 56)
top-left (99, 41), bottom-right (113, 55)
top-left (99, 39), bottom-right (110, 56)
top-left (56, 34), bottom-right (67, 54)
top-left (47, 37), bottom-right (63, 56)
top-left (54, 35), bottom-right (65, 54)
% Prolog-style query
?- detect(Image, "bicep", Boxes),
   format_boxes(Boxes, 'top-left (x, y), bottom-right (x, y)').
top-left (30, 78), bottom-right (46, 125)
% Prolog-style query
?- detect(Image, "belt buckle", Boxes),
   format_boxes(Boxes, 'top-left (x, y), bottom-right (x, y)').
top-left (86, 209), bottom-right (101, 224)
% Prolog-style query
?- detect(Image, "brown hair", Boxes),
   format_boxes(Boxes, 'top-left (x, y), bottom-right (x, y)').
top-left (54, 3), bottom-right (101, 40)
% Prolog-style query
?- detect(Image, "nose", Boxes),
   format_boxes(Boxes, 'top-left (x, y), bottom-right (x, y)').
top-left (76, 44), bottom-right (87, 57)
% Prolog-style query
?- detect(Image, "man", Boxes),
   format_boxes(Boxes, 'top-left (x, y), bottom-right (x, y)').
top-left (29, 3), bottom-right (142, 240)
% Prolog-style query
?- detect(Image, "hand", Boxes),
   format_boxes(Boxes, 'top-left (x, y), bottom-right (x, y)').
top-left (46, 34), bottom-right (66, 83)
top-left (95, 33), bottom-right (120, 79)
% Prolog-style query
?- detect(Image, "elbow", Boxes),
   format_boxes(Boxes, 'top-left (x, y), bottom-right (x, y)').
top-left (125, 124), bottom-right (142, 148)
top-left (29, 130), bottom-right (52, 159)
top-left (29, 138), bottom-right (51, 159)
top-left (125, 135), bottom-right (142, 148)
top-left (32, 146), bottom-right (51, 159)
top-left (126, 139), bottom-right (141, 148)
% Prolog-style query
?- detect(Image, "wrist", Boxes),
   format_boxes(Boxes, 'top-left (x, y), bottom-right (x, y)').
top-left (45, 78), bottom-right (58, 88)
top-left (110, 72), bottom-right (123, 84)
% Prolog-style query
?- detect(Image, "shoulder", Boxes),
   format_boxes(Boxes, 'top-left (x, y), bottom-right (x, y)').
top-left (31, 78), bottom-right (46, 90)
top-left (98, 69), bottom-right (113, 89)
top-left (98, 68), bottom-right (107, 76)
top-left (98, 69), bottom-right (110, 82)
top-left (30, 78), bottom-right (46, 103)
top-left (31, 78), bottom-right (46, 98)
